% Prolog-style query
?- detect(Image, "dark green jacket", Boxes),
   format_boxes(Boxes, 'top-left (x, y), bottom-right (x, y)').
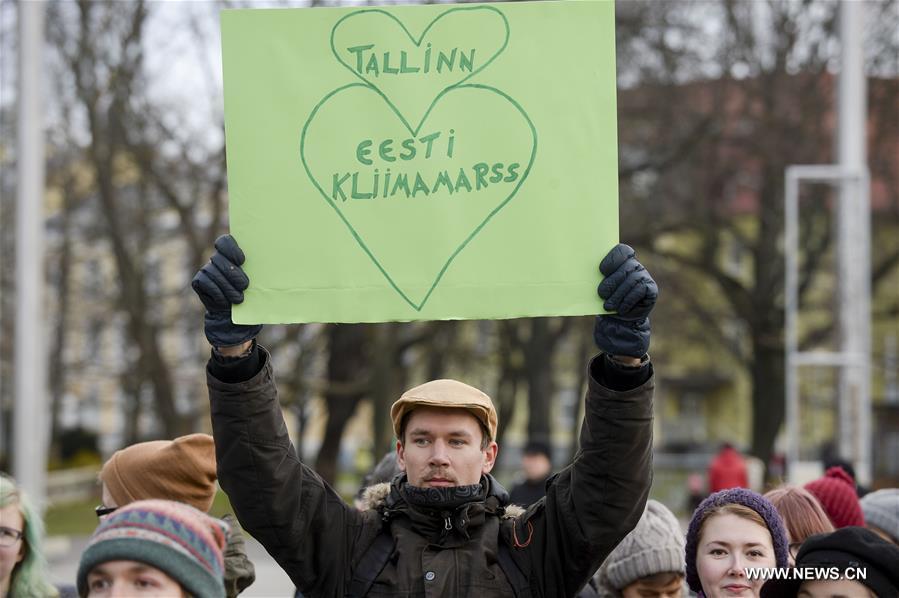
top-left (208, 348), bottom-right (653, 597)
top-left (220, 513), bottom-right (256, 597)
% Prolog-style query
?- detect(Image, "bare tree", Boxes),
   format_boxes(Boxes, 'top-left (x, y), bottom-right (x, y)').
top-left (44, 0), bottom-right (232, 439)
top-left (616, 0), bottom-right (899, 468)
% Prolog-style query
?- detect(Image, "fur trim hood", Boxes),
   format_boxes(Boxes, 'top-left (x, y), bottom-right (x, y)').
top-left (358, 477), bottom-right (526, 520)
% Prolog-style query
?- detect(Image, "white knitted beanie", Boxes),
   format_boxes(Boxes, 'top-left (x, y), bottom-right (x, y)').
top-left (596, 499), bottom-right (685, 596)
top-left (860, 488), bottom-right (899, 544)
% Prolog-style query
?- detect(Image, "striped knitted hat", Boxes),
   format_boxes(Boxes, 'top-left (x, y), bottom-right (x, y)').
top-left (804, 467), bottom-right (865, 529)
top-left (77, 499), bottom-right (227, 598)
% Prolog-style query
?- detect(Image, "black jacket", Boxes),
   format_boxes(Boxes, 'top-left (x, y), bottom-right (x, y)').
top-left (207, 347), bottom-right (653, 597)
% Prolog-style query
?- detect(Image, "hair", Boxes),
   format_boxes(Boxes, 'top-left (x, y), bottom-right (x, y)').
top-left (765, 485), bottom-right (835, 544)
top-left (698, 503), bottom-right (769, 541)
top-left (868, 525), bottom-right (898, 545)
top-left (0, 473), bottom-right (58, 598)
top-left (635, 571), bottom-right (684, 587)
top-left (398, 412), bottom-right (492, 450)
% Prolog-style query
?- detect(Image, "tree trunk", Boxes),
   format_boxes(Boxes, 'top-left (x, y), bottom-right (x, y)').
top-left (750, 335), bottom-right (785, 471)
top-left (568, 322), bottom-right (594, 462)
top-left (523, 318), bottom-right (570, 443)
top-left (121, 371), bottom-right (142, 446)
top-left (315, 324), bottom-right (370, 485)
top-left (494, 320), bottom-right (524, 446)
top-left (49, 186), bottom-right (75, 461)
top-left (370, 323), bottom-right (399, 455)
top-left (426, 321), bottom-right (458, 381)
top-left (92, 135), bottom-right (182, 438)
top-left (524, 318), bottom-right (555, 442)
top-left (747, 157), bottom-right (787, 473)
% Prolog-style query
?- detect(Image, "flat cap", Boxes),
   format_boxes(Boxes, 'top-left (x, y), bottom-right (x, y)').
top-left (391, 379), bottom-right (497, 442)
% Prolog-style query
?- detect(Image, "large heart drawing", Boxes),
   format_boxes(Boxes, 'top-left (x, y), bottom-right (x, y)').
top-left (300, 84), bottom-right (537, 311)
top-left (330, 6), bottom-right (509, 135)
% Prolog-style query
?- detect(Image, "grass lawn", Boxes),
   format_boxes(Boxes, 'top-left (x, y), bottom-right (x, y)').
top-left (44, 497), bottom-right (99, 537)
top-left (44, 484), bottom-right (358, 537)
top-left (45, 490), bottom-right (240, 537)
top-left (209, 489), bottom-right (238, 519)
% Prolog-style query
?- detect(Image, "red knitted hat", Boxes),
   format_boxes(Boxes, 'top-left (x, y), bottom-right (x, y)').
top-left (804, 466), bottom-right (865, 529)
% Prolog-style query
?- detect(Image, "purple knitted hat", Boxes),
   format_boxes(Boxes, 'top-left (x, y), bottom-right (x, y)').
top-left (685, 488), bottom-right (789, 594)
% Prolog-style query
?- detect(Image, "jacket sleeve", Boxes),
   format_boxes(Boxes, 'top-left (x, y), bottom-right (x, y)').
top-left (207, 346), bottom-right (365, 595)
top-left (519, 354), bottom-right (654, 596)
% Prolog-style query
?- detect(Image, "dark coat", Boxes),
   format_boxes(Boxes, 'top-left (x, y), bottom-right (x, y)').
top-left (208, 348), bottom-right (653, 597)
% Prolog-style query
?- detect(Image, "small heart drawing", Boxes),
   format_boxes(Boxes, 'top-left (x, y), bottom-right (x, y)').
top-left (300, 83), bottom-right (537, 311)
top-left (330, 6), bottom-right (509, 135)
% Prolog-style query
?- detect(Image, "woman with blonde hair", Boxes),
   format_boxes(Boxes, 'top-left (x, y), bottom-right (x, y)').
top-left (685, 488), bottom-right (789, 598)
top-left (764, 485), bottom-right (834, 563)
top-left (0, 473), bottom-right (58, 598)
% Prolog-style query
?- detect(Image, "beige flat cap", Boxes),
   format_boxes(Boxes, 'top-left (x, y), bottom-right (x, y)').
top-left (391, 379), bottom-right (498, 441)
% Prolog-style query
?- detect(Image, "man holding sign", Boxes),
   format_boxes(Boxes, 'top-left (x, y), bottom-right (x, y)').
top-left (192, 237), bottom-right (657, 597)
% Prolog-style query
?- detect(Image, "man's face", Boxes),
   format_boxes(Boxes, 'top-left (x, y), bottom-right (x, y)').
top-left (397, 406), bottom-right (498, 488)
top-left (86, 560), bottom-right (187, 597)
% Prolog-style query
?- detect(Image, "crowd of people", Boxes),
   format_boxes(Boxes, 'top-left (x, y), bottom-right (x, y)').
top-left (4, 443), bottom-right (898, 597)
top-left (2, 239), bottom-right (898, 597)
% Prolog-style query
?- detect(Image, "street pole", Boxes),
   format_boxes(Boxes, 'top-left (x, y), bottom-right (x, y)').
top-left (14, 0), bottom-right (48, 506)
top-left (836, 0), bottom-right (871, 486)
top-left (785, 2), bottom-right (871, 486)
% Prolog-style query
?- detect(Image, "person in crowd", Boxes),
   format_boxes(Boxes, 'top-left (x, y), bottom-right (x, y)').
top-left (686, 488), bottom-right (789, 598)
top-left (97, 434), bottom-right (255, 596)
top-left (192, 237), bottom-right (657, 597)
top-left (859, 487), bottom-right (898, 545)
top-left (77, 499), bottom-right (227, 598)
top-left (508, 439), bottom-right (553, 507)
top-left (0, 473), bottom-right (61, 598)
top-left (353, 452), bottom-right (402, 511)
top-left (708, 443), bottom-right (749, 493)
top-left (803, 467), bottom-right (864, 529)
top-left (821, 452), bottom-right (869, 497)
top-left (594, 499), bottom-right (686, 598)
top-left (687, 472), bottom-right (706, 514)
top-left (761, 526), bottom-right (899, 598)
top-left (347, 450), bottom-right (606, 598)
top-left (766, 454), bottom-right (786, 485)
top-left (763, 486), bottom-right (834, 564)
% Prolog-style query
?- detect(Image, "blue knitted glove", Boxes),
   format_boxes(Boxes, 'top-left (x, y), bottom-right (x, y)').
top-left (191, 234), bottom-right (262, 348)
top-left (593, 244), bottom-right (658, 358)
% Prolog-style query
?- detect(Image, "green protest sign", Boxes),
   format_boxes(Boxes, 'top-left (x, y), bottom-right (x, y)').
top-left (221, 0), bottom-right (618, 324)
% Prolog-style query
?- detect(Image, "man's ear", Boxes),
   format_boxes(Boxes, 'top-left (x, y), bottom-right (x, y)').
top-left (396, 440), bottom-right (406, 471)
top-left (481, 441), bottom-right (499, 475)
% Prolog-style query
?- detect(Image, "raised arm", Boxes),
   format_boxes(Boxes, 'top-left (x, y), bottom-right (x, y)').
top-left (518, 244), bottom-right (657, 596)
top-left (193, 235), bottom-right (364, 593)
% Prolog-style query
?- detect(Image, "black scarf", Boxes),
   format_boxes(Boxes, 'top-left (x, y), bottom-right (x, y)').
top-left (386, 475), bottom-right (496, 544)
top-left (401, 480), bottom-right (487, 510)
